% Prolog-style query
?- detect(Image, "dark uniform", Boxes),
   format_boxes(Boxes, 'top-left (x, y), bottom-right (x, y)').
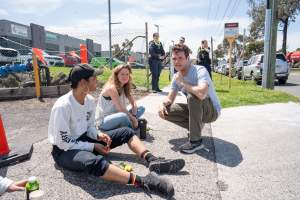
top-left (149, 40), bottom-right (165, 92)
top-left (197, 47), bottom-right (212, 78)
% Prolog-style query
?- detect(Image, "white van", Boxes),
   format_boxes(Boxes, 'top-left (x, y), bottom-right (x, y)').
top-left (0, 46), bottom-right (20, 65)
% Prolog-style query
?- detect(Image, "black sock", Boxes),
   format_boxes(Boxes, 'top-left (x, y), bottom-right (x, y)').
top-left (141, 150), bottom-right (158, 163)
top-left (145, 152), bottom-right (158, 163)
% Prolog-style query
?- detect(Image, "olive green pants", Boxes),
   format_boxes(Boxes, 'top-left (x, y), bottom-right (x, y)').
top-left (165, 94), bottom-right (218, 142)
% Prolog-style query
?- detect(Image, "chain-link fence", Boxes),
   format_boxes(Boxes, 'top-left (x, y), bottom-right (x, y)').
top-left (0, 22), bottom-right (155, 97)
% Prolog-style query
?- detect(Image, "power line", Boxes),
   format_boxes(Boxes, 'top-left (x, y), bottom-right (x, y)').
top-left (213, 0), bottom-right (240, 45)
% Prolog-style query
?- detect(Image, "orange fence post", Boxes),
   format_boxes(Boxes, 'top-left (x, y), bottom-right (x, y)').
top-left (32, 53), bottom-right (41, 99)
top-left (80, 44), bottom-right (88, 64)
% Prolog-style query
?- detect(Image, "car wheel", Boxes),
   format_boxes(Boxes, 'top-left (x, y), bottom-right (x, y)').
top-left (278, 79), bottom-right (287, 85)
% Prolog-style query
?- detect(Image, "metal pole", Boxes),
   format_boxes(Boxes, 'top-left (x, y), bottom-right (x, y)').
top-left (242, 28), bottom-right (246, 78)
top-left (145, 22), bottom-right (150, 91)
top-left (211, 36), bottom-right (214, 77)
top-left (262, 0), bottom-right (277, 89)
top-left (154, 24), bottom-right (159, 34)
top-left (108, 0), bottom-right (112, 69)
top-left (228, 38), bottom-right (234, 89)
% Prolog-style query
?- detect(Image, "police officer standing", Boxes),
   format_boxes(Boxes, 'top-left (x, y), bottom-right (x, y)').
top-left (197, 40), bottom-right (212, 79)
top-left (149, 32), bottom-right (165, 92)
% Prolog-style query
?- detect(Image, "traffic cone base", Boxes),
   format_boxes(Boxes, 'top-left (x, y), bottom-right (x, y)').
top-left (0, 115), bottom-right (33, 168)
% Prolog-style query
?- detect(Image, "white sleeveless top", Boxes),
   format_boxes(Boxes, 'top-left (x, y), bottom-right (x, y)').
top-left (95, 89), bottom-right (128, 127)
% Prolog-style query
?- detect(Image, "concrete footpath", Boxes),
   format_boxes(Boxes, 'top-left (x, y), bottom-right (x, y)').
top-left (212, 102), bottom-right (300, 200)
top-left (0, 90), bottom-right (221, 200)
top-left (1, 88), bottom-right (300, 199)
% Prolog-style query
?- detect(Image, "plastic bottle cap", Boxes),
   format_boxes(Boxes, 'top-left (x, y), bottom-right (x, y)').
top-left (28, 176), bottom-right (37, 183)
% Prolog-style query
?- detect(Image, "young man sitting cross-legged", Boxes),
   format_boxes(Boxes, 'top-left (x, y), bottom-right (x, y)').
top-left (48, 64), bottom-right (185, 198)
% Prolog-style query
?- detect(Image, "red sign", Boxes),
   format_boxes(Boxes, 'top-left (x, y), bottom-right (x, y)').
top-left (225, 23), bottom-right (239, 28)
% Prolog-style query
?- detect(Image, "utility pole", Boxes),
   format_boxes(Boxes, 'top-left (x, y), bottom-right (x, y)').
top-left (154, 24), bottom-right (159, 34)
top-left (211, 36), bottom-right (214, 76)
top-left (262, 0), bottom-right (278, 89)
top-left (107, 0), bottom-right (122, 69)
top-left (145, 22), bottom-right (150, 91)
top-left (242, 28), bottom-right (246, 77)
top-left (108, 0), bottom-right (112, 69)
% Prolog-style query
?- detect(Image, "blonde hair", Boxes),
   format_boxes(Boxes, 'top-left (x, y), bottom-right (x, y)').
top-left (106, 64), bottom-right (133, 98)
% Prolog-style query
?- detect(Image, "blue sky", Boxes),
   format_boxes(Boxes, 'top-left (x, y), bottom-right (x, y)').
top-left (1, 0), bottom-right (300, 57)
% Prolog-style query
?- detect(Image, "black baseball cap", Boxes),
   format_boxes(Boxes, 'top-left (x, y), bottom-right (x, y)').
top-left (68, 64), bottom-right (102, 83)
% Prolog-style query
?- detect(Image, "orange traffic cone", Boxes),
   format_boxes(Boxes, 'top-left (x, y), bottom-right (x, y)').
top-left (0, 114), bottom-right (10, 156)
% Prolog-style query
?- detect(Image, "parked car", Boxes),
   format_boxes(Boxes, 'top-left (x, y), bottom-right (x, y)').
top-left (91, 57), bottom-right (123, 68)
top-left (234, 59), bottom-right (248, 80)
top-left (221, 63), bottom-right (236, 77)
top-left (21, 51), bottom-right (65, 67)
top-left (43, 51), bottom-right (65, 66)
top-left (59, 52), bottom-right (80, 67)
top-left (0, 46), bottom-right (21, 65)
top-left (243, 53), bottom-right (290, 84)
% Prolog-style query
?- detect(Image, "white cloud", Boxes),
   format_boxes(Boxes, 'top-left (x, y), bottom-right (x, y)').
top-left (277, 31), bottom-right (300, 52)
top-left (0, 9), bottom-right (8, 16)
top-left (9, 0), bottom-right (64, 15)
top-left (119, 0), bottom-right (207, 13)
top-left (45, 9), bottom-right (254, 58)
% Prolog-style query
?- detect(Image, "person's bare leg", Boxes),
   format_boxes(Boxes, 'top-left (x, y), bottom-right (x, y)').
top-left (101, 164), bottom-right (130, 184)
top-left (127, 135), bottom-right (147, 157)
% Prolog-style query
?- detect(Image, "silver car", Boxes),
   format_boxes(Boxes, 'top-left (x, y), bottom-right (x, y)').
top-left (243, 53), bottom-right (289, 84)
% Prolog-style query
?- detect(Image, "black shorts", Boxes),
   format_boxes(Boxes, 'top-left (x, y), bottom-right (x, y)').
top-left (52, 127), bottom-right (134, 177)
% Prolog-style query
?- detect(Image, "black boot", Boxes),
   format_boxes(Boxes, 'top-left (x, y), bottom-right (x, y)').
top-left (149, 158), bottom-right (185, 174)
top-left (140, 172), bottom-right (175, 198)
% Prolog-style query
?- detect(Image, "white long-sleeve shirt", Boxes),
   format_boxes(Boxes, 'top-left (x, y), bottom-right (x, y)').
top-left (48, 91), bottom-right (99, 151)
top-left (0, 176), bottom-right (13, 195)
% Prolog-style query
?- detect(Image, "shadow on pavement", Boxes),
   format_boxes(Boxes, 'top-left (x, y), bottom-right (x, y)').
top-left (0, 166), bottom-right (8, 177)
top-left (276, 82), bottom-right (299, 86)
top-left (169, 136), bottom-right (243, 167)
top-left (54, 163), bottom-right (142, 199)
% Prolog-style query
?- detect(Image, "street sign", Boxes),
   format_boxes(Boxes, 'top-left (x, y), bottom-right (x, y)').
top-left (224, 22), bottom-right (239, 38)
top-left (224, 22), bottom-right (239, 89)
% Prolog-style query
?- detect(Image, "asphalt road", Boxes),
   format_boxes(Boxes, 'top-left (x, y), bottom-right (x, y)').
top-left (275, 72), bottom-right (300, 99)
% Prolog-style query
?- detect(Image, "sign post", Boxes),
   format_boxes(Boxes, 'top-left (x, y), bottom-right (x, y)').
top-left (224, 22), bottom-right (239, 89)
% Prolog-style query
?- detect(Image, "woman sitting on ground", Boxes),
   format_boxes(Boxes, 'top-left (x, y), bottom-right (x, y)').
top-left (96, 64), bottom-right (145, 131)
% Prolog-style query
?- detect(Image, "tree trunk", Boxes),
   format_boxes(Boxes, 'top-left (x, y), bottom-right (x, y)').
top-left (282, 19), bottom-right (288, 55)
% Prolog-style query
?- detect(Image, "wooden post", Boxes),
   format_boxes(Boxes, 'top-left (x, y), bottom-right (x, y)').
top-left (227, 37), bottom-right (235, 89)
top-left (32, 53), bottom-right (41, 99)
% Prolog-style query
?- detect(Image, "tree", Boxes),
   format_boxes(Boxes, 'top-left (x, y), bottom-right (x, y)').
top-left (247, 0), bottom-right (300, 54)
top-left (112, 39), bottom-right (134, 61)
top-left (296, 48), bottom-right (300, 51)
top-left (245, 40), bottom-right (264, 58)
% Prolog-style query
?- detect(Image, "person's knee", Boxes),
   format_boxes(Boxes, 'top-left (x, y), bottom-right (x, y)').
top-left (137, 106), bottom-right (145, 117)
top-left (121, 127), bottom-right (135, 142)
top-left (187, 94), bottom-right (199, 103)
top-left (118, 113), bottom-right (131, 126)
top-left (110, 127), bottom-right (135, 147)
top-left (88, 156), bottom-right (110, 177)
